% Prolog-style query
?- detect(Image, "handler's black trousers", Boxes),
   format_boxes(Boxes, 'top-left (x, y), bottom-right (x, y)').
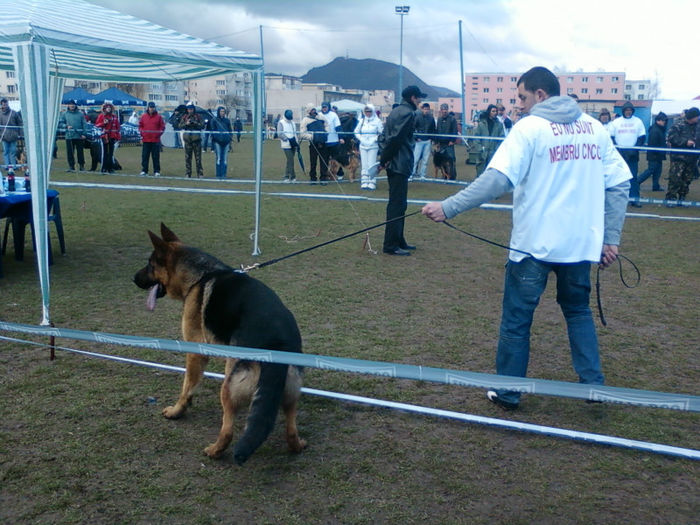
top-left (141, 142), bottom-right (161, 173)
top-left (383, 169), bottom-right (409, 252)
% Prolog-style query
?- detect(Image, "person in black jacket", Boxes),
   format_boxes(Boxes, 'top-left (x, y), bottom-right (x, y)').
top-left (379, 85), bottom-right (426, 256)
top-left (637, 112), bottom-right (667, 192)
top-left (412, 102), bottom-right (437, 179)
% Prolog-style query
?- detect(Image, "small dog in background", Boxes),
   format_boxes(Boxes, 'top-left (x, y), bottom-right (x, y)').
top-left (432, 149), bottom-right (453, 180)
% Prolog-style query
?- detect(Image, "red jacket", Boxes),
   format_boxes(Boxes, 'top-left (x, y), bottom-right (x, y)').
top-left (95, 109), bottom-right (121, 141)
top-left (139, 111), bottom-right (166, 143)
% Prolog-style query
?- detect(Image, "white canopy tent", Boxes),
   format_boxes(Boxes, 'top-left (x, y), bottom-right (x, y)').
top-left (0, 0), bottom-right (265, 325)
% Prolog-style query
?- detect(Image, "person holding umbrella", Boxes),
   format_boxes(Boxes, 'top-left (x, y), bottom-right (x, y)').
top-left (277, 109), bottom-right (298, 182)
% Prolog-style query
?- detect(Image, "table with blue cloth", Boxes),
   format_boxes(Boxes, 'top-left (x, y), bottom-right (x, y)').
top-left (0, 189), bottom-right (61, 277)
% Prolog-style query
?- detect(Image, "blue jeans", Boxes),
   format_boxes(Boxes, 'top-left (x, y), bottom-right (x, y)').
top-left (2, 139), bottom-right (18, 169)
top-left (621, 152), bottom-right (639, 199)
top-left (493, 258), bottom-right (604, 405)
top-left (637, 160), bottom-right (662, 189)
top-left (213, 141), bottom-right (230, 178)
top-left (412, 140), bottom-right (431, 178)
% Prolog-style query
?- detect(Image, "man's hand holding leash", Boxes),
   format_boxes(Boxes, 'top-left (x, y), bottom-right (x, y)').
top-left (599, 244), bottom-right (618, 269)
top-left (422, 202), bottom-right (446, 222)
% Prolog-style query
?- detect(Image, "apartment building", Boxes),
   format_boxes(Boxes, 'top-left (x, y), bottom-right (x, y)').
top-left (624, 79), bottom-right (655, 101)
top-left (464, 71), bottom-right (627, 119)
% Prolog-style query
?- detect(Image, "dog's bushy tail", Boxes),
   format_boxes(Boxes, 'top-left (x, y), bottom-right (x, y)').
top-left (233, 362), bottom-right (288, 465)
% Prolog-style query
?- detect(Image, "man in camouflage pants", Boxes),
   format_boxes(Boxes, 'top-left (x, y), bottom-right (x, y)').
top-left (180, 103), bottom-right (205, 178)
top-left (665, 107), bottom-right (699, 206)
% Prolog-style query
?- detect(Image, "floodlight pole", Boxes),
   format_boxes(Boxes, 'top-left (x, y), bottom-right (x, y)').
top-left (395, 5), bottom-right (410, 99)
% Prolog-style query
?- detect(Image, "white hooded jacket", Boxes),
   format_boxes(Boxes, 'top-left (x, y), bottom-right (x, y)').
top-left (354, 104), bottom-right (383, 149)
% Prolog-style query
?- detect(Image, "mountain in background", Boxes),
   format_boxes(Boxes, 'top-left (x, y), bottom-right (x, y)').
top-left (300, 57), bottom-right (460, 100)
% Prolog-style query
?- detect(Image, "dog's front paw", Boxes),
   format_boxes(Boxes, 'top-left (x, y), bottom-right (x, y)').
top-left (203, 444), bottom-right (224, 459)
top-left (162, 405), bottom-right (185, 419)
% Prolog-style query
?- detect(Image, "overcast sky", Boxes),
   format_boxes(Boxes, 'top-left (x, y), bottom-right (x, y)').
top-left (91, 0), bottom-right (699, 101)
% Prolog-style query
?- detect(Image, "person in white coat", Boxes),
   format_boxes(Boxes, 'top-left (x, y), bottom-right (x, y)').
top-left (354, 104), bottom-right (383, 190)
top-left (277, 109), bottom-right (298, 182)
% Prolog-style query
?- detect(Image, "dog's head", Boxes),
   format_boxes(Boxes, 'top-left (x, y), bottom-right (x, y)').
top-left (133, 223), bottom-right (182, 311)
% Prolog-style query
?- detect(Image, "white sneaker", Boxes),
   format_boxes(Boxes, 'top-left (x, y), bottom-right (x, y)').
top-left (368, 183), bottom-right (376, 190)
top-left (154, 172), bottom-right (161, 177)
top-left (361, 183), bottom-right (368, 189)
top-left (140, 171), bottom-right (147, 176)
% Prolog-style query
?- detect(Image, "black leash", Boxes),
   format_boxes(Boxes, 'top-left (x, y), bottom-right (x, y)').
top-left (442, 220), bottom-right (640, 326)
top-left (240, 210), bottom-right (421, 272)
top-left (596, 254), bottom-right (640, 326)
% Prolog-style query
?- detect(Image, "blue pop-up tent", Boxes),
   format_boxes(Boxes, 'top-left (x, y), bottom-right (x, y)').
top-left (93, 86), bottom-right (146, 106)
top-left (0, 0), bottom-right (265, 325)
top-left (61, 86), bottom-right (97, 105)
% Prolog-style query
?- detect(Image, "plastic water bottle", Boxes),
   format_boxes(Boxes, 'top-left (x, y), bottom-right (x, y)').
top-left (7, 172), bottom-right (15, 192)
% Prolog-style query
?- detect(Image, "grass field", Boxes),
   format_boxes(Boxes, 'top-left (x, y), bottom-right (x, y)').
top-left (1, 137), bottom-right (698, 524)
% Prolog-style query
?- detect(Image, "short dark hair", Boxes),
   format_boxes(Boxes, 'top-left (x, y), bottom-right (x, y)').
top-left (517, 67), bottom-right (560, 97)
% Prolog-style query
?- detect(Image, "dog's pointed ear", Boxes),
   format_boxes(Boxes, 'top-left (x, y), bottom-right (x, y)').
top-left (160, 223), bottom-right (180, 243)
top-left (147, 230), bottom-right (168, 252)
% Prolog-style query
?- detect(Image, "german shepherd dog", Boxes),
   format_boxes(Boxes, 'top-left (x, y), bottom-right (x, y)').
top-left (329, 142), bottom-right (360, 182)
top-left (133, 224), bottom-right (306, 465)
top-left (432, 148), bottom-right (453, 180)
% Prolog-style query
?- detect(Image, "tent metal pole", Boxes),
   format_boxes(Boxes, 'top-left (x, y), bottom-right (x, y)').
top-left (251, 69), bottom-right (263, 256)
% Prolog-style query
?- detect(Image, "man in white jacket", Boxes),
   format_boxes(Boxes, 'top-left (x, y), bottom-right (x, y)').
top-left (423, 67), bottom-right (631, 411)
top-left (354, 104), bottom-right (383, 190)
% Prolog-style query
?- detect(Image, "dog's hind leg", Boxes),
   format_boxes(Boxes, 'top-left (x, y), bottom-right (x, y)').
top-left (162, 353), bottom-right (209, 419)
top-left (281, 368), bottom-right (307, 454)
top-left (204, 368), bottom-right (239, 459)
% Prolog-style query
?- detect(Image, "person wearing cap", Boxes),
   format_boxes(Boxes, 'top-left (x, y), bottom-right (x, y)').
top-left (609, 101), bottom-right (646, 207)
top-left (435, 102), bottom-right (458, 180)
top-left (139, 101), bottom-right (166, 176)
top-left (665, 107), bottom-right (699, 206)
top-left (412, 102), bottom-right (436, 180)
top-left (95, 102), bottom-right (121, 173)
top-left (0, 97), bottom-right (23, 174)
top-left (379, 85), bottom-right (426, 255)
top-left (300, 103), bottom-right (325, 183)
top-left (277, 109), bottom-right (298, 182)
top-left (179, 103), bottom-right (205, 178)
top-left (354, 103), bottom-right (383, 190)
top-left (59, 99), bottom-right (87, 172)
top-left (319, 101), bottom-right (344, 181)
top-left (422, 67), bottom-right (631, 411)
top-left (637, 112), bottom-right (667, 192)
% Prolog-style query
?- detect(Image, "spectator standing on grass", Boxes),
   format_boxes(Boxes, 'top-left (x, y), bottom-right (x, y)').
top-left (598, 108), bottom-right (613, 135)
top-left (277, 109), bottom-right (298, 182)
top-left (233, 117), bottom-right (243, 142)
top-left (138, 101), bottom-right (165, 177)
top-left (205, 106), bottom-right (233, 179)
top-left (475, 104), bottom-right (505, 177)
top-left (497, 104), bottom-right (513, 137)
top-left (412, 102), bottom-right (436, 180)
top-left (300, 103), bottom-right (326, 184)
top-left (354, 103), bottom-right (383, 190)
top-left (0, 97), bottom-right (23, 174)
top-left (180, 102), bottom-right (204, 178)
top-left (422, 67), bottom-right (631, 410)
top-left (610, 101), bottom-right (646, 207)
top-left (637, 112), bottom-right (667, 192)
top-left (95, 102), bottom-right (120, 174)
top-left (380, 85), bottom-right (426, 256)
top-left (665, 107), bottom-right (699, 207)
top-left (59, 99), bottom-right (86, 172)
top-left (319, 102), bottom-right (344, 181)
top-left (435, 103), bottom-right (458, 180)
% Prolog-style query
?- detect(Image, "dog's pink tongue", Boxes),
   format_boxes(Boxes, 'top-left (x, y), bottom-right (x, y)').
top-left (146, 284), bottom-right (159, 311)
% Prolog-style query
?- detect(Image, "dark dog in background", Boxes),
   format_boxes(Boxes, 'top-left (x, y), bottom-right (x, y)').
top-left (329, 144), bottom-right (360, 182)
top-left (432, 148), bottom-right (453, 180)
top-left (133, 224), bottom-right (307, 465)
